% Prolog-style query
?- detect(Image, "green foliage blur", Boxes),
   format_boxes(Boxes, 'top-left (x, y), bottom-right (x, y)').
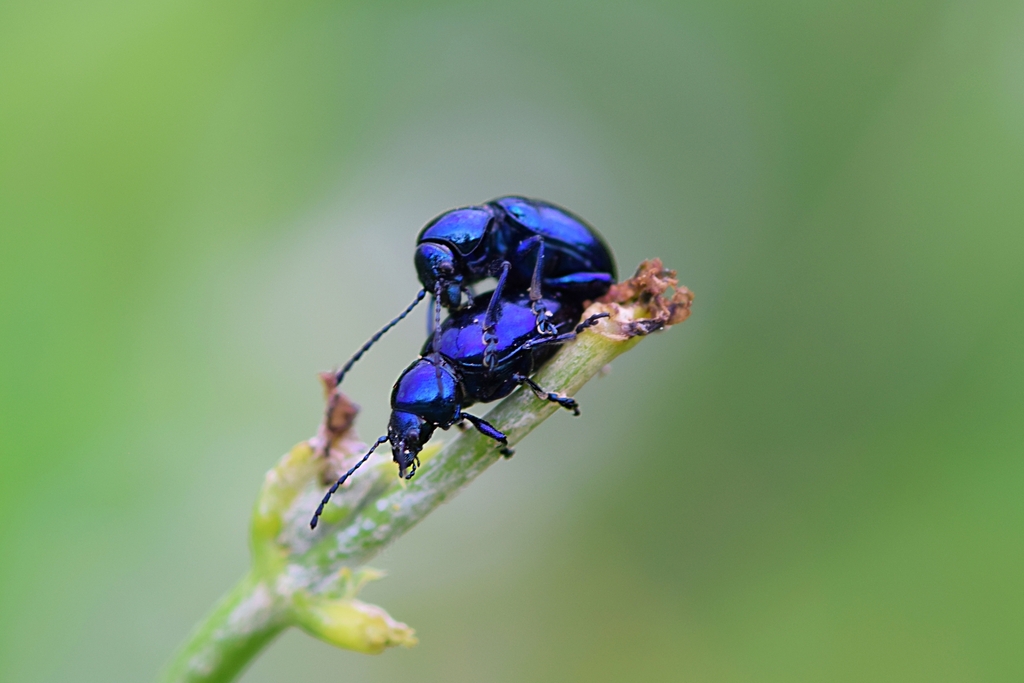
top-left (2, 1), bottom-right (1023, 681)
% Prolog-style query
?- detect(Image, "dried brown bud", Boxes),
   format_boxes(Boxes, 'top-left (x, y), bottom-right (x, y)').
top-left (597, 258), bottom-right (694, 337)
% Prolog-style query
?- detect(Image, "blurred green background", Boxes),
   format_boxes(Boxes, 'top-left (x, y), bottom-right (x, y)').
top-left (2, 1), bottom-right (1023, 681)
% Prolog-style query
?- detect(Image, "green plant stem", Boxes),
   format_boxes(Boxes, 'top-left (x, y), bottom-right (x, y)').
top-left (158, 261), bottom-right (691, 683)
top-left (157, 572), bottom-right (286, 683)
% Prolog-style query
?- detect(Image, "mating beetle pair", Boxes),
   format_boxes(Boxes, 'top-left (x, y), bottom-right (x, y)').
top-left (334, 196), bottom-right (617, 386)
top-left (310, 197), bottom-right (616, 529)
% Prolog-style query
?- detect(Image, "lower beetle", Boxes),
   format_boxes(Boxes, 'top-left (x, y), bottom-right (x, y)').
top-left (310, 289), bottom-right (607, 529)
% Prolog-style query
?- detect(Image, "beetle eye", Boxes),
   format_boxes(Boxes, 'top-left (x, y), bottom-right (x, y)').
top-left (437, 262), bottom-right (454, 277)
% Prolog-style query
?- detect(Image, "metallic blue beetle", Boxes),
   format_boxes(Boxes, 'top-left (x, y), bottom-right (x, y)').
top-left (415, 195), bottom-right (617, 312)
top-left (310, 288), bottom-right (608, 529)
top-left (333, 196), bottom-right (616, 386)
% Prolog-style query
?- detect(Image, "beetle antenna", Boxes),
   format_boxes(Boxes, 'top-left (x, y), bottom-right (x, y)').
top-left (334, 290), bottom-right (426, 386)
top-left (311, 435), bottom-right (389, 529)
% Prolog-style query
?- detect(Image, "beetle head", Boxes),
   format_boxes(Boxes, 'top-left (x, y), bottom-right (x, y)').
top-left (414, 242), bottom-right (464, 308)
top-left (387, 410), bottom-right (435, 479)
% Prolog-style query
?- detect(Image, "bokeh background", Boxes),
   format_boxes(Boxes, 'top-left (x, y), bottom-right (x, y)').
top-left (3, 1), bottom-right (1024, 681)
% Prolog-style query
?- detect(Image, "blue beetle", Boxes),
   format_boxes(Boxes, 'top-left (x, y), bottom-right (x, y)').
top-left (415, 196), bottom-right (617, 312)
top-left (310, 287), bottom-right (608, 529)
top-left (333, 196), bottom-right (616, 386)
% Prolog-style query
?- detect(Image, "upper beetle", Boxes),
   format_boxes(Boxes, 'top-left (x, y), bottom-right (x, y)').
top-left (415, 196), bottom-right (617, 311)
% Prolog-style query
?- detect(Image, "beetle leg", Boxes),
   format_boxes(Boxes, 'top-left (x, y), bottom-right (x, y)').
top-left (431, 283), bottom-right (445, 393)
top-left (515, 235), bottom-right (545, 302)
top-left (516, 236), bottom-right (557, 335)
top-left (512, 372), bottom-right (580, 416)
top-left (482, 261), bottom-right (511, 372)
top-left (532, 300), bottom-right (557, 335)
top-left (574, 311), bottom-right (610, 334)
top-left (461, 412), bottom-right (509, 450)
top-left (520, 312), bottom-right (610, 351)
